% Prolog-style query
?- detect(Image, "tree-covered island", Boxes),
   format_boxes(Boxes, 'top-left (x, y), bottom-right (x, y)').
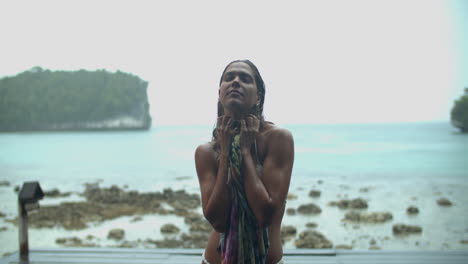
top-left (451, 87), bottom-right (468, 133)
top-left (0, 67), bottom-right (152, 131)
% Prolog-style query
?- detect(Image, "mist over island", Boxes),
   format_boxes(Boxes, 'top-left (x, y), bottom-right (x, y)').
top-left (0, 67), bottom-right (152, 132)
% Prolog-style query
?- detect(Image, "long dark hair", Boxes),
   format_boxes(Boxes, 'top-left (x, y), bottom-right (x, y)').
top-left (212, 60), bottom-right (267, 147)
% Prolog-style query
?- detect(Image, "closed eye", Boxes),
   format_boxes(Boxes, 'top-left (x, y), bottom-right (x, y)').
top-left (224, 73), bottom-right (234, 82)
top-left (222, 72), bottom-right (253, 84)
top-left (240, 73), bottom-right (253, 83)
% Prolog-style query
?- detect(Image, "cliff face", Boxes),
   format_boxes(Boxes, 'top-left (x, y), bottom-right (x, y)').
top-left (47, 116), bottom-right (150, 131)
top-left (0, 68), bottom-right (152, 131)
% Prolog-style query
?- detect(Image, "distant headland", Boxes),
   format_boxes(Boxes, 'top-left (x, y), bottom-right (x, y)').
top-left (451, 87), bottom-right (468, 133)
top-left (0, 67), bottom-right (152, 132)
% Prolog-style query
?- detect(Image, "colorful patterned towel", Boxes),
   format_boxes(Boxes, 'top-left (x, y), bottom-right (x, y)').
top-left (218, 122), bottom-right (269, 264)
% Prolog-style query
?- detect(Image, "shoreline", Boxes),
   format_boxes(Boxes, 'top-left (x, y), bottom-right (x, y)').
top-left (1, 180), bottom-right (468, 256)
top-left (0, 126), bottom-right (151, 133)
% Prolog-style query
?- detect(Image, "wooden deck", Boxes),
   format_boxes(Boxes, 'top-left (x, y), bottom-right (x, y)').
top-left (1, 248), bottom-right (467, 264)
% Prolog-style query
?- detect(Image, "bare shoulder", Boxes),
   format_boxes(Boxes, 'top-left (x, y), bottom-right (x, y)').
top-left (195, 142), bottom-right (215, 155)
top-left (195, 142), bottom-right (217, 163)
top-left (195, 142), bottom-right (218, 179)
top-left (261, 123), bottom-right (294, 147)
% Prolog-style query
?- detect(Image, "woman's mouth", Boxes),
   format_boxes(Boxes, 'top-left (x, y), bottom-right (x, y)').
top-left (228, 90), bottom-right (243, 97)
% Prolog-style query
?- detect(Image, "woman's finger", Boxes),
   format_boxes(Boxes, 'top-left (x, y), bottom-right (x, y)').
top-left (240, 119), bottom-right (247, 134)
top-left (217, 116), bottom-right (224, 131)
top-left (223, 116), bottom-right (231, 124)
top-left (246, 114), bottom-right (257, 131)
top-left (225, 118), bottom-right (232, 133)
top-left (220, 116), bottom-right (226, 132)
top-left (252, 116), bottom-right (260, 132)
top-left (246, 116), bottom-right (254, 132)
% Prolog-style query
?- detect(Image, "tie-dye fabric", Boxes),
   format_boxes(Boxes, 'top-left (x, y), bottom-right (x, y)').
top-left (218, 122), bottom-right (269, 264)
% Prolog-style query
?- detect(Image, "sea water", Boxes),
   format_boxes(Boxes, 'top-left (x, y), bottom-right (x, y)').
top-left (0, 121), bottom-right (467, 254)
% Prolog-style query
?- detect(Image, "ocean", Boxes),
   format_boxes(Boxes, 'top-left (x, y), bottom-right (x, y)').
top-left (0, 121), bottom-right (467, 254)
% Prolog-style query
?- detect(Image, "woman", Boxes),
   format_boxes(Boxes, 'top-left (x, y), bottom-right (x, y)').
top-left (195, 60), bottom-right (294, 264)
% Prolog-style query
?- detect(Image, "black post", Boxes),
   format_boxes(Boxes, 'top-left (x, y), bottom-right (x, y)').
top-left (18, 201), bottom-right (29, 263)
top-left (17, 181), bottom-right (44, 264)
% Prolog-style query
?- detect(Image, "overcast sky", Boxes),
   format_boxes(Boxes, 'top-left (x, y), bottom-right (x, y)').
top-left (1, 0), bottom-right (467, 125)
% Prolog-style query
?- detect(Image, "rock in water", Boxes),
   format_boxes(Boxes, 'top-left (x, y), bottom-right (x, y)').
top-left (131, 216), bottom-right (143, 222)
top-left (180, 232), bottom-right (209, 248)
top-left (328, 198), bottom-right (368, 209)
top-left (344, 211), bottom-right (393, 223)
top-left (407, 206), bottom-right (419, 214)
top-left (306, 222), bottom-right (318, 228)
top-left (108, 228), bottom-right (125, 240)
top-left (309, 190), bottom-right (321, 198)
top-left (437, 198), bottom-right (453, 206)
top-left (393, 224), bottom-right (422, 235)
top-left (335, 244), bottom-right (353, 249)
top-left (297, 203), bottom-right (322, 214)
top-left (349, 198), bottom-right (368, 209)
top-left (44, 188), bottom-right (71, 197)
top-left (148, 238), bottom-right (183, 248)
top-left (287, 193), bottom-right (298, 200)
top-left (286, 208), bottom-right (296, 215)
top-left (55, 237), bottom-right (97, 247)
top-left (160, 223), bottom-right (180, 234)
top-left (281, 225), bottom-right (297, 242)
top-left (184, 212), bottom-right (204, 224)
top-left (294, 230), bottom-right (333, 248)
top-left (189, 219), bottom-right (212, 233)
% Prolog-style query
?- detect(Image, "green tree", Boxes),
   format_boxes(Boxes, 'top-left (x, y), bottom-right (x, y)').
top-left (451, 87), bottom-right (468, 133)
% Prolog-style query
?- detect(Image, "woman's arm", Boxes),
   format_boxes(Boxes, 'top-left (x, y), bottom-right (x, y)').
top-left (241, 122), bottom-right (294, 227)
top-left (195, 117), bottom-right (233, 232)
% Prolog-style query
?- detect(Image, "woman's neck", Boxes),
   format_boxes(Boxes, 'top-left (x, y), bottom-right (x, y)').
top-left (223, 108), bottom-right (250, 120)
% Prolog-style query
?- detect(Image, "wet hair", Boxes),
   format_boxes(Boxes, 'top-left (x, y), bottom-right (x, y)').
top-left (212, 60), bottom-right (267, 147)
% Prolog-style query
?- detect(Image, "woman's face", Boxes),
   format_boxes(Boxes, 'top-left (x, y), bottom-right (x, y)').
top-left (219, 62), bottom-right (259, 116)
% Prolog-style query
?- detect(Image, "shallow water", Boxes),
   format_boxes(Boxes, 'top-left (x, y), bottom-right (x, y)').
top-left (1, 121), bottom-right (467, 255)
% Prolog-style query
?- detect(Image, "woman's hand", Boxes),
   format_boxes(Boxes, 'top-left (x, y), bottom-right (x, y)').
top-left (240, 114), bottom-right (260, 153)
top-left (217, 116), bottom-right (232, 156)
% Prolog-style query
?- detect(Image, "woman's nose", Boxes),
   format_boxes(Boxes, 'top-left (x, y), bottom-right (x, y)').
top-left (232, 76), bottom-right (240, 88)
